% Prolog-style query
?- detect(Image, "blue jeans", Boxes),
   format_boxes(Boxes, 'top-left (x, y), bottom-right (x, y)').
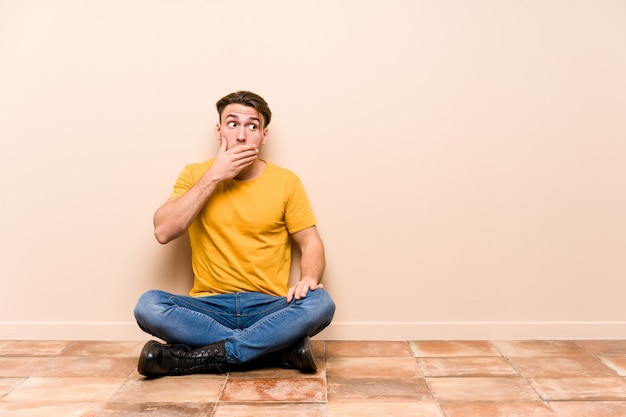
top-left (134, 289), bottom-right (335, 364)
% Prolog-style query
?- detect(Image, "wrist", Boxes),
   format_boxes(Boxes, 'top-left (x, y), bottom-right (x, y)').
top-left (301, 276), bottom-right (320, 285)
top-left (204, 167), bottom-right (226, 185)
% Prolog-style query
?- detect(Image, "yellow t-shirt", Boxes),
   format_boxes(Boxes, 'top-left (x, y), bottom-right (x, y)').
top-left (171, 160), bottom-right (316, 297)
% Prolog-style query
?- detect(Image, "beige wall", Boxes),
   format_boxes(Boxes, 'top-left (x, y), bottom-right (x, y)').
top-left (1, 0), bottom-right (625, 340)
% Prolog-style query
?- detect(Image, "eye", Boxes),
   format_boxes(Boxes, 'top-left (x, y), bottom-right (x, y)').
top-left (227, 122), bottom-right (237, 128)
top-left (248, 124), bottom-right (258, 131)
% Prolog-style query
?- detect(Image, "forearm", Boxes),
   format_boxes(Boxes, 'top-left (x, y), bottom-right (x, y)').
top-left (288, 226), bottom-right (326, 302)
top-left (299, 239), bottom-right (325, 284)
top-left (153, 172), bottom-right (221, 244)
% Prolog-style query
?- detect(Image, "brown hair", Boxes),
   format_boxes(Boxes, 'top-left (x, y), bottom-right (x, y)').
top-left (216, 91), bottom-right (272, 128)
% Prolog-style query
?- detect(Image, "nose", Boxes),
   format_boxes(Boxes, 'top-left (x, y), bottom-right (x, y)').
top-left (236, 126), bottom-right (246, 143)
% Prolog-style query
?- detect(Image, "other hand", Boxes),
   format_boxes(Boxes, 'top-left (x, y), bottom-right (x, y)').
top-left (287, 278), bottom-right (324, 303)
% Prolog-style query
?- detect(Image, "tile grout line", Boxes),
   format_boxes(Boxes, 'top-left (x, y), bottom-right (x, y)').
top-left (104, 361), bottom-right (136, 406)
top-left (489, 341), bottom-right (559, 412)
top-left (409, 341), bottom-right (447, 417)
top-left (209, 371), bottom-right (230, 417)
top-left (574, 340), bottom-right (625, 379)
top-left (1, 376), bottom-right (29, 401)
top-left (418, 366), bottom-right (446, 416)
top-left (323, 341), bottom-right (329, 417)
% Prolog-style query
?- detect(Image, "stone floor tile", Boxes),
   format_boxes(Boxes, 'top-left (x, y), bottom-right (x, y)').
top-left (577, 340), bottom-right (626, 355)
top-left (60, 341), bottom-right (145, 358)
top-left (410, 341), bottom-right (501, 357)
top-left (0, 378), bottom-right (25, 397)
top-left (428, 377), bottom-right (541, 402)
top-left (419, 357), bottom-right (518, 377)
top-left (508, 354), bottom-right (617, 378)
top-left (0, 357), bottom-right (52, 377)
top-left (220, 378), bottom-right (326, 402)
top-left (3, 377), bottom-right (126, 402)
top-left (34, 356), bottom-right (137, 378)
top-left (127, 369), bottom-right (224, 379)
top-left (96, 402), bottom-right (214, 417)
top-left (328, 401), bottom-right (443, 417)
top-left (0, 341), bottom-right (73, 357)
top-left (440, 402), bottom-right (557, 417)
top-left (549, 400), bottom-right (626, 417)
top-left (597, 355), bottom-right (626, 376)
top-left (0, 401), bottom-right (103, 417)
top-left (214, 402), bottom-right (327, 417)
top-left (325, 341), bottom-right (412, 357)
top-left (326, 357), bottom-right (421, 378)
top-left (311, 340), bottom-right (325, 358)
top-left (530, 377), bottom-right (626, 401)
top-left (112, 377), bottom-right (224, 402)
top-left (493, 341), bottom-right (587, 357)
top-left (228, 362), bottom-right (325, 378)
top-left (328, 377), bottom-right (432, 401)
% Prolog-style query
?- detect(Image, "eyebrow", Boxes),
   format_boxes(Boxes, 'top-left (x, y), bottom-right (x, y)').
top-left (224, 114), bottom-right (260, 123)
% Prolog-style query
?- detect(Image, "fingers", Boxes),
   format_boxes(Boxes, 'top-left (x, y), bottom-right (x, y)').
top-left (219, 137), bottom-right (258, 157)
top-left (212, 139), bottom-right (260, 181)
top-left (219, 139), bottom-right (258, 166)
top-left (287, 282), bottom-right (323, 303)
top-left (226, 143), bottom-right (259, 164)
top-left (234, 145), bottom-right (259, 158)
top-left (220, 137), bottom-right (258, 154)
top-left (231, 152), bottom-right (257, 172)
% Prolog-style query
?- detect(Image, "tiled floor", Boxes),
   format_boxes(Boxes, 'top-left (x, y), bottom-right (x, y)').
top-left (1, 340), bottom-right (626, 416)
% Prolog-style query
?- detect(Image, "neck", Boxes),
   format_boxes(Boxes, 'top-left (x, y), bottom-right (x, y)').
top-left (234, 159), bottom-right (266, 181)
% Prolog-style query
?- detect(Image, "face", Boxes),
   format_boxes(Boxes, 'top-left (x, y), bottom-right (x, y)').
top-left (215, 103), bottom-right (268, 150)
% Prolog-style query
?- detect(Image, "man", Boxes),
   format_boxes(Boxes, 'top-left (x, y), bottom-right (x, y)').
top-left (134, 91), bottom-right (335, 377)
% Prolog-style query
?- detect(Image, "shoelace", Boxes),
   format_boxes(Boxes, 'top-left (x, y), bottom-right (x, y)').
top-left (174, 348), bottom-right (226, 373)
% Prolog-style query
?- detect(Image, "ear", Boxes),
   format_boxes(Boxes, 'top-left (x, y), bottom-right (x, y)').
top-left (261, 127), bottom-right (269, 145)
top-left (214, 123), bottom-right (221, 141)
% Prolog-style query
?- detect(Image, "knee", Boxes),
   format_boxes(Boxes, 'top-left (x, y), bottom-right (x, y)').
top-left (302, 289), bottom-right (335, 335)
top-left (306, 289), bottom-right (336, 321)
top-left (134, 290), bottom-right (169, 326)
top-left (313, 288), bottom-right (334, 307)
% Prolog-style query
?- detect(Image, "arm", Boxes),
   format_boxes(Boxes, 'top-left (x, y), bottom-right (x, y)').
top-left (153, 138), bottom-right (259, 244)
top-left (153, 173), bottom-right (221, 244)
top-left (287, 225), bottom-right (326, 302)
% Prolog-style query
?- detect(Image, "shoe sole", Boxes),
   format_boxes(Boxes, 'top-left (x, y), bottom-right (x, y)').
top-left (137, 340), bottom-right (160, 377)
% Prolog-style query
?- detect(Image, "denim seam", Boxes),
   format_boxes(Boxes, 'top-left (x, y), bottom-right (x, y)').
top-left (235, 300), bottom-right (298, 340)
top-left (174, 295), bottom-right (237, 319)
top-left (167, 295), bottom-right (235, 334)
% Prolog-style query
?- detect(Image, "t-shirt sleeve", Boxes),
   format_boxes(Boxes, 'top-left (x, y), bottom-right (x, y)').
top-left (170, 162), bottom-right (213, 199)
top-left (284, 176), bottom-right (317, 234)
top-left (170, 164), bottom-right (195, 198)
